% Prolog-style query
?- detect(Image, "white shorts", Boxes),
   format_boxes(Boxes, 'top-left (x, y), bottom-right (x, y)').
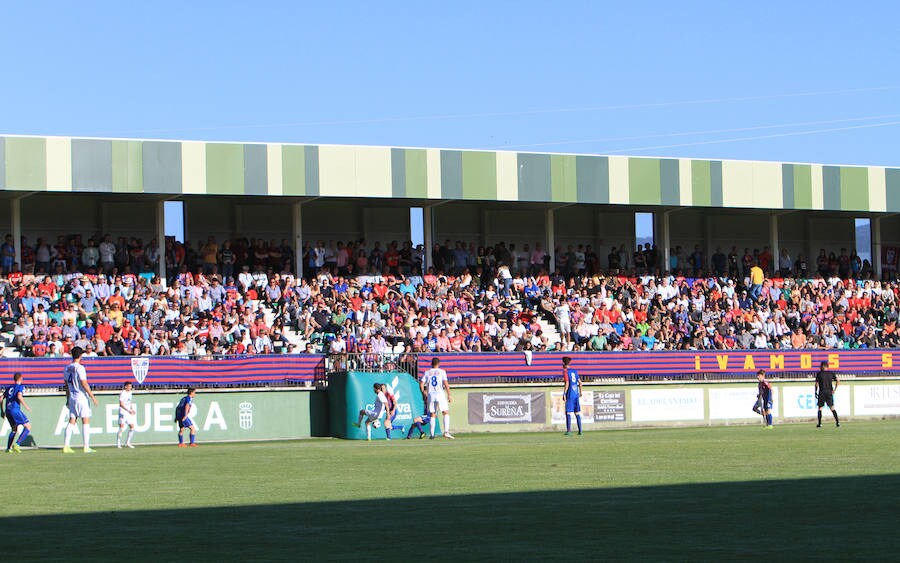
top-left (428, 394), bottom-right (449, 413)
top-left (68, 397), bottom-right (92, 419)
top-left (118, 413), bottom-right (136, 427)
top-left (364, 409), bottom-right (383, 423)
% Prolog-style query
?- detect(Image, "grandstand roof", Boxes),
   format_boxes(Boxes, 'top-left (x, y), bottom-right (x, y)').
top-left (1, 134), bottom-right (897, 213)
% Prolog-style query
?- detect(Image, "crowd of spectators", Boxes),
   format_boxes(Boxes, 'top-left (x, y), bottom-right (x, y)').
top-left (0, 232), bottom-right (896, 359)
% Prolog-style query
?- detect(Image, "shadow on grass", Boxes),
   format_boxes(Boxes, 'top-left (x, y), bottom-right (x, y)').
top-left (15, 474), bottom-right (899, 561)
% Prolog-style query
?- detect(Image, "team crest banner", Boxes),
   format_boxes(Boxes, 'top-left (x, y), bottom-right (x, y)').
top-left (131, 357), bottom-right (150, 384)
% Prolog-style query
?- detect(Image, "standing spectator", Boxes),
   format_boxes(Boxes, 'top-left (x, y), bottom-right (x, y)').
top-left (749, 262), bottom-right (764, 302)
top-left (82, 238), bottom-right (100, 271)
top-left (35, 238), bottom-right (52, 274)
top-left (201, 236), bottom-right (219, 275)
top-left (99, 235), bottom-right (116, 274)
top-left (0, 235), bottom-right (14, 275)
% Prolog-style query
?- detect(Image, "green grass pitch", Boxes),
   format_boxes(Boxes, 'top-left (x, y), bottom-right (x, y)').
top-left (4, 421), bottom-right (899, 561)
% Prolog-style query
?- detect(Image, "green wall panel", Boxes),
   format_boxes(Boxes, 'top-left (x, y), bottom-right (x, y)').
top-left (551, 155), bottom-right (577, 202)
top-left (281, 146), bottom-right (306, 195)
top-left (5, 137), bottom-right (46, 190)
top-left (111, 141), bottom-right (143, 193)
top-left (206, 144), bottom-right (244, 195)
top-left (629, 158), bottom-right (661, 205)
top-left (405, 149), bottom-right (427, 199)
top-left (840, 167), bottom-right (868, 211)
top-left (691, 160), bottom-right (711, 206)
top-left (461, 151), bottom-right (496, 200)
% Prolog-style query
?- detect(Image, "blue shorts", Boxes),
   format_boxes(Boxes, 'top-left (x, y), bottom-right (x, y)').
top-left (760, 397), bottom-right (773, 411)
top-left (178, 417), bottom-right (195, 429)
top-left (565, 393), bottom-right (581, 413)
top-left (6, 410), bottom-right (28, 427)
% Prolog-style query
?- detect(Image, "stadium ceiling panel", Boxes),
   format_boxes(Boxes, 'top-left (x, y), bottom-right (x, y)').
top-left (0, 135), bottom-right (897, 213)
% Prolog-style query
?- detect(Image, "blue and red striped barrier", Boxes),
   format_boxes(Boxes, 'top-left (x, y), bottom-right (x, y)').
top-left (1, 349), bottom-right (898, 388)
top-left (0, 355), bottom-right (323, 387)
top-left (418, 349), bottom-right (900, 380)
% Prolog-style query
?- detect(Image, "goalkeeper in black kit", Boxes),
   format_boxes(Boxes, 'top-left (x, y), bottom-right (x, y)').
top-left (814, 361), bottom-right (840, 428)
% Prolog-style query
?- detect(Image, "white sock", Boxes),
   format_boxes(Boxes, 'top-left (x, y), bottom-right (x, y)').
top-left (64, 423), bottom-right (74, 447)
top-left (443, 414), bottom-right (450, 434)
top-left (116, 428), bottom-right (123, 446)
top-left (126, 428), bottom-right (133, 445)
top-left (83, 423), bottom-right (91, 448)
top-left (366, 424), bottom-right (371, 440)
top-left (429, 416), bottom-right (436, 437)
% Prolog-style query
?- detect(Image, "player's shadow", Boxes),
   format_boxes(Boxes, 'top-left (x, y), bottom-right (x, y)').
top-left (7, 473), bottom-right (900, 561)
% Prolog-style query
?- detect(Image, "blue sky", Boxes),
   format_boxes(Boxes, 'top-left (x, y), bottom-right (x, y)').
top-left (2, 2), bottom-right (898, 166)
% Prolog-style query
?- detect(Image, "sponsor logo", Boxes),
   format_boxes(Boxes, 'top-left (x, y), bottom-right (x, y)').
top-left (239, 402), bottom-right (253, 430)
top-left (130, 357), bottom-right (150, 384)
top-left (482, 395), bottom-right (532, 423)
top-left (593, 391), bottom-right (626, 422)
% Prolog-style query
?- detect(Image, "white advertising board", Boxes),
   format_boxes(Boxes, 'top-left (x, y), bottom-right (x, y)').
top-left (631, 389), bottom-right (704, 422)
top-left (854, 385), bottom-right (900, 416)
top-left (709, 387), bottom-right (779, 420)
top-left (781, 385), bottom-right (849, 418)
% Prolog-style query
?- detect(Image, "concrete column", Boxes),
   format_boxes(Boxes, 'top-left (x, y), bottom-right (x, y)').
top-left (156, 201), bottom-right (167, 282)
top-left (181, 201), bottom-right (189, 244)
top-left (770, 213), bottom-right (780, 273)
top-left (805, 216), bottom-right (814, 272)
top-left (661, 211), bottom-right (671, 273)
top-left (423, 207), bottom-right (434, 271)
top-left (11, 197), bottom-right (21, 270)
top-left (704, 214), bottom-right (713, 272)
top-left (546, 207), bottom-right (555, 272)
top-left (292, 202), bottom-right (303, 278)
top-left (872, 216), bottom-right (882, 278)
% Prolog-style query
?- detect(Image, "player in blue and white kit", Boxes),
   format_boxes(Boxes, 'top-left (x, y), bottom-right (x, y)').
top-left (420, 357), bottom-right (453, 439)
top-left (352, 383), bottom-right (389, 441)
top-left (562, 356), bottom-right (583, 436)
top-left (175, 388), bottom-right (199, 447)
top-left (63, 347), bottom-right (100, 453)
top-left (116, 381), bottom-right (137, 448)
top-left (405, 403), bottom-right (431, 439)
top-left (753, 369), bottom-right (774, 428)
top-left (2, 373), bottom-right (32, 453)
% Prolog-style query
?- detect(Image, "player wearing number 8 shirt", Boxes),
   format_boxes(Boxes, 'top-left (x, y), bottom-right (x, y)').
top-left (562, 356), bottom-right (582, 436)
top-left (420, 357), bottom-right (453, 439)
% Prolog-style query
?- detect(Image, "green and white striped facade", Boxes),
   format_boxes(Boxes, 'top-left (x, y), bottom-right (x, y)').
top-left (1, 134), bottom-right (898, 212)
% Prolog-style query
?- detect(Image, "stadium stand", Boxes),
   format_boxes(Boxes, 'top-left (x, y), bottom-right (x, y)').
top-left (0, 233), bottom-right (895, 360)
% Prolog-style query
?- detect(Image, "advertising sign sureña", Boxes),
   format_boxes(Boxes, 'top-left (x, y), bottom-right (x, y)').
top-left (468, 393), bottom-right (546, 424)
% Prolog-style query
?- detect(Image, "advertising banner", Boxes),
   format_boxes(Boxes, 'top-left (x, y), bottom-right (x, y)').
top-left (0, 356), bottom-right (320, 387)
top-left (420, 349), bottom-right (900, 380)
top-left (2, 389), bottom-right (314, 447)
top-left (853, 385), bottom-right (900, 416)
top-left (631, 389), bottom-right (704, 422)
top-left (330, 371), bottom-right (428, 440)
top-left (709, 387), bottom-right (779, 420)
top-left (593, 391), bottom-right (626, 422)
top-left (550, 392), bottom-right (595, 424)
top-left (781, 385), bottom-right (850, 418)
top-left (467, 393), bottom-right (546, 424)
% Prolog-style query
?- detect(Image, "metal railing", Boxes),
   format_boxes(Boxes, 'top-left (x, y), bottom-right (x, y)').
top-left (324, 352), bottom-right (418, 378)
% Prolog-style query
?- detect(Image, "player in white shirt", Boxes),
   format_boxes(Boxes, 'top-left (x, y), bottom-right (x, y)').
top-left (116, 381), bottom-right (137, 449)
top-left (352, 383), bottom-right (388, 441)
top-left (420, 357), bottom-right (454, 439)
top-left (62, 347), bottom-right (99, 453)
